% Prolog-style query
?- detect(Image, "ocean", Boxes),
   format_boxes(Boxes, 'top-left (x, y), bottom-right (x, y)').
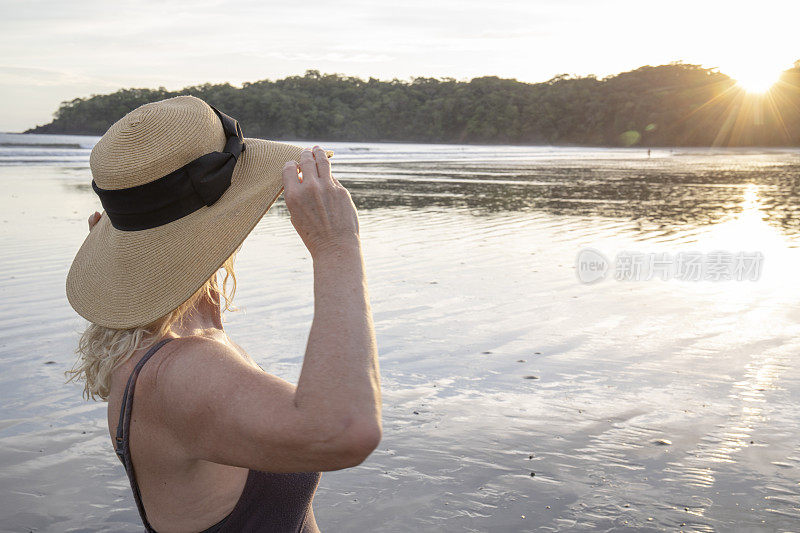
top-left (2, 132), bottom-right (800, 531)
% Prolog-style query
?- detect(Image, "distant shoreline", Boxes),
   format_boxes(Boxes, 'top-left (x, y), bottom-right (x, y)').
top-left (23, 62), bottom-right (800, 148)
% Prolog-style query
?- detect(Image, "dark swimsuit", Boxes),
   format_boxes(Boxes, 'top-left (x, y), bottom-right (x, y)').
top-left (114, 338), bottom-right (322, 532)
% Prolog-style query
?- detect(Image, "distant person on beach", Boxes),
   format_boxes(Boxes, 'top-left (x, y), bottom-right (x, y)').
top-left (64, 96), bottom-right (381, 532)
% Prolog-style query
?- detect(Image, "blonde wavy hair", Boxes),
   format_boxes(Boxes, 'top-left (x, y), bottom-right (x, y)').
top-left (65, 255), bottom-right (238, 401)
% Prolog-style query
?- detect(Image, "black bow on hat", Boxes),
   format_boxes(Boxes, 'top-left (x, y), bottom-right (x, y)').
top-left (92, 105), bottom-right (246, 231)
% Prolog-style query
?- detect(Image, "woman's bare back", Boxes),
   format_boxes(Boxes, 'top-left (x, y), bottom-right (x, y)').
top-left (106, 334), bottom-right (258, 532)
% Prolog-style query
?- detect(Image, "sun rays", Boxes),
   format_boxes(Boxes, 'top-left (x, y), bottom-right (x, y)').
top-left (676, 64), bottom-right (799, 147)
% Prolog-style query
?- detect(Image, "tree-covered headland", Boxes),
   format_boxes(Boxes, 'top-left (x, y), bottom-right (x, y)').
top-left (26, 62), bottom-right (800, 147)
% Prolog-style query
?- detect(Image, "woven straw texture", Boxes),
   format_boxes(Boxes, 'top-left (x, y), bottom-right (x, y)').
top-left (66, 96), bottom-right (307, 329)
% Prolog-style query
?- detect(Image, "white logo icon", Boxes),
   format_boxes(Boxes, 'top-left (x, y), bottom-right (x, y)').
top-left (576, 248), bottom-right (609, 284)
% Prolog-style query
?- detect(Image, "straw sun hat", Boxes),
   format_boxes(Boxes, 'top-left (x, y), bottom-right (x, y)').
top-left (66, 95), bottom-right (328, 329)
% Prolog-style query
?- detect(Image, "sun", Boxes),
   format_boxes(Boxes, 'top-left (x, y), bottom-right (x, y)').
top-left (732, 65), bottom-right (781, 94)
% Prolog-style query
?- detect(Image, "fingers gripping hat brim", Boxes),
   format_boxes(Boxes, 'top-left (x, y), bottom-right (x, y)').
top-left (66, 138), bottom-right (306, 329)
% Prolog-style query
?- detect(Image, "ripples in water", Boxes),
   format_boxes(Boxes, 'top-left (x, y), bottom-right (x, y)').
top-left (1, 139), bottom-right (800, 531)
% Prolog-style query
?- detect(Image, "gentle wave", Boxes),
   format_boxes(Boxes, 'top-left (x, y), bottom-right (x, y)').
top-left (0, 132), bottom-right (99, 151)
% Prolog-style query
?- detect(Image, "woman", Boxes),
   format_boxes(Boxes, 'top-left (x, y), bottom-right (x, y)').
top-left (64, 96), bottom-right (381, 532)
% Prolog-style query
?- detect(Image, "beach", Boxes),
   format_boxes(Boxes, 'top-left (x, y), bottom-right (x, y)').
top-left (2, 134), bottom-right (800, 531)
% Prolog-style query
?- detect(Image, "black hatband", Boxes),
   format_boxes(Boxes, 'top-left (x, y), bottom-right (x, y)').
top-left (92, 105), bottom-right (246, 231)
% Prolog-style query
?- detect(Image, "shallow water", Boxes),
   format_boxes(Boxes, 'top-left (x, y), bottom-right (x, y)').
top-left (2, 135), bottom-right (800, 531)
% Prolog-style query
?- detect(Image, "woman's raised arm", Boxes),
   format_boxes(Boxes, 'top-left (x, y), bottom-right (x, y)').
top-left (286, 148), bottom-right (381, 459)
top-left (149, 146), bottom-right (381, 473)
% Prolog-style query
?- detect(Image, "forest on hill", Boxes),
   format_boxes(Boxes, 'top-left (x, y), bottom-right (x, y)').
top-left (26, 62), bottom-right (800, 147)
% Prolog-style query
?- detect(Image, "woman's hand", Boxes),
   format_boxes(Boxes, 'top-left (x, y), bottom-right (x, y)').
top-left (281, 146), bottom-right (360, 258)
top-left (88, 211), bottom-right (101, 231)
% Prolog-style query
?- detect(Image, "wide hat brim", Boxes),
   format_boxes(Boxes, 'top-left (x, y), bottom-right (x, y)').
top-left (66, 138), bottom-right (306, 329)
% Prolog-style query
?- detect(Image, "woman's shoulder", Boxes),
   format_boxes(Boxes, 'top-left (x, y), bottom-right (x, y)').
top-left (107, 335), bottom-right (247, 451)
top-left (131, 334), bottom-right (272, 439)
top-left (146, 334), bottom-right (256, 387)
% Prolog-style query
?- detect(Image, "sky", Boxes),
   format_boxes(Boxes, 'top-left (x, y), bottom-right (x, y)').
top-left (1, 0), bottom-right (798, 132)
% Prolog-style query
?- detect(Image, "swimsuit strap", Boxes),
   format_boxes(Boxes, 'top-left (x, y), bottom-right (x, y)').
top-left (114, 338), bottom-right (174, 532)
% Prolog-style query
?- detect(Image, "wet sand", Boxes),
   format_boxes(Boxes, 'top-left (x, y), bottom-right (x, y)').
top-left (2, 140), bottom-right (800, 531)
